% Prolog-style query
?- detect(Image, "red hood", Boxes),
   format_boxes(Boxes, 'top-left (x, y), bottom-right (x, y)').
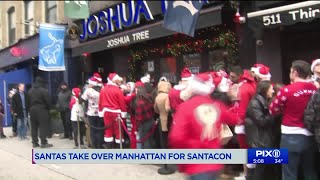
top-left (239, 70), bottom-right (255, 82)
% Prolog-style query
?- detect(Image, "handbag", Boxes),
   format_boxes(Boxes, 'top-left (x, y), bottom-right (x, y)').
top-left (220, 124), bottom-right (233, 145)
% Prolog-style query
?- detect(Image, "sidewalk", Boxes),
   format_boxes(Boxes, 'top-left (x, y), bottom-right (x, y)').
top-left (0, 127), bottom-right (185, 180)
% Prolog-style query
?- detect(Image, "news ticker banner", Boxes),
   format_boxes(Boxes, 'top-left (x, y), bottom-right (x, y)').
top-left (32, 149), bottom-right (288, 164)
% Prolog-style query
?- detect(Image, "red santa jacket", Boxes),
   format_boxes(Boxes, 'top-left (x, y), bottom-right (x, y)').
top-left (98, 83), bottom-right (127, 117)
top-left (168, 85), bottom-right (185, 113)
top-left (270, 81), bottom-right (317, 135)
top-left (169, 95), bottom-right (239, 175)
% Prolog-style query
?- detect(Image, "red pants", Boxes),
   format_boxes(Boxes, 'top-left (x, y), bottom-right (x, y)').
top-left (237, 134), bottom-right (249, 149)
top-left (103, 112), bottom-right (123, 144)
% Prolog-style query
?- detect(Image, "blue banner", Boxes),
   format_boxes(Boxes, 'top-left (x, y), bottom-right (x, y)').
top-left (247, 148), bottom-right (288, 164)
top-left (162, 0), bottom-right (208, 37)
top-left (39, 24), bottom-right (66, 71)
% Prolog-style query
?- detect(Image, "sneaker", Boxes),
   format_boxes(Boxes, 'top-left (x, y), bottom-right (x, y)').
top-left (33, 144), bottom-right (40, 148)
top-left (0, 134), bottom-right (7, 139)
top-left (41, 144), bottom-right (53, 148)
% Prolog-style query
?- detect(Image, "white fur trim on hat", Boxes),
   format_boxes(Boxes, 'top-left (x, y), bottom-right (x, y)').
top-left (88, 79), bottom-right (98, 86)
top-left (180, 76), bottom-right (215, 101)
top-left (256, 67), bottom-right (271, 81)
top-left (181, 75), bottom-right (193, 81)
top-left (108, 74), bottom-right (121, 83)
top-left (311, 59), bottom-right (320, 73)
top-left (141, 76), bottom-right (150, 83)
top-left (251, 67), bottom-right (257, 73)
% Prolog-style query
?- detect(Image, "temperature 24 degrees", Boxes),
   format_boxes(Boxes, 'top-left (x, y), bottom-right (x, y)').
top-left (275, 159), bottom-right (284, 164)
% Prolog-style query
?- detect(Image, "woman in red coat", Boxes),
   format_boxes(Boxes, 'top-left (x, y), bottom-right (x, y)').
top-left (169, 73), bottom-right (240, 180)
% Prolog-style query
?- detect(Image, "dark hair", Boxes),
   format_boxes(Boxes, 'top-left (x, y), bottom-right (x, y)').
top-left (256, 81), bottom-right (272, 99)
top-left (291, 60), bottom-right (311, 79)
top-left (135, 87), bottom-right (152, 104)
top-left (210, 90), bottom-right (232, 106)
top-left (230, 66), bottom-right (243, 76)
top-left (273, 83), bottom-right (284, 97)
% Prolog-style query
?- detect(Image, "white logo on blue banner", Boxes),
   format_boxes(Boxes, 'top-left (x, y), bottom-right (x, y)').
top-left (39, 24), bottom-right (66, 71)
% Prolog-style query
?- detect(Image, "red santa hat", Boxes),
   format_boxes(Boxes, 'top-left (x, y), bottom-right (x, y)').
top-left (72, 88), bottom-right (81, 99)
top-left (256, 65), bottom-right (271, 81)
top-left (108, 73), bottom-right (122, 82)
top-left (210, 72), bottom-right (230, 92)
top-left (88, 77), bottom-right (98, 86)
top-left (180, 73), bottom-right (214, 101)
top-left (251, 63), bottom-right (265, 74)
top-left (93, 72), bottom-right (102, 83)
top-left (181, 68), bottom-right (193, 81)
top-left (311, 59), bottom-right (320, 73)
top-left (135, 81), bottom-right (144, 88)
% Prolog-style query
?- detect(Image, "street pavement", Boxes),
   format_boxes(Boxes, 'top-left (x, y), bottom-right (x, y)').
top-left (0, 127), bottom-right (185, 180)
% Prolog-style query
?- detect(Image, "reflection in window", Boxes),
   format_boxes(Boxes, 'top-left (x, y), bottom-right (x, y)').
top-left (183, 54), bottom-right (201, 74)
top-left (45, 1), bottom-right (57, 23)
top-left (24, 1), bottom-right (34, 35)
top-left (208, 49), bottom-right (226, 71)
top-left (160, 57), bottom-right (177, 84)
top-left (8, 7), bottom-right (16, 45)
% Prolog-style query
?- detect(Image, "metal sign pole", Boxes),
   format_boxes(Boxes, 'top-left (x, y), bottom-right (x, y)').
top-left (118, 115), bottom-right (123, 149)
top-left (77, 112), bottom-right (81, 149)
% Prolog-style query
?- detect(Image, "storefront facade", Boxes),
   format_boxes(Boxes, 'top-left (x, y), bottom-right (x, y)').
top-left (246, 1), bottom-right (320, 84)
top-left (66, 0), bottom-right (238, 85)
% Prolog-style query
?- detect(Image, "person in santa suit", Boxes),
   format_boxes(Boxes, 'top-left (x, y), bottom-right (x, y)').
top-left (99, 73), bottom-right (127, 149)
top-left (168, 68), bottom-right (193, 114)
top-left (231, 69), bottom-right (256, 178)
top-left (169, 73), bottom-right (240, 180)
top-left (270, 60), bottom-right (318, 180)
top-left (81, 73), bottom-right (104, 149)
top-left (310, 59), bottom-right (320, 88)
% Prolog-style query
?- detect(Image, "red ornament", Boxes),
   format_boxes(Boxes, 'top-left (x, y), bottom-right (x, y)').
top-left (10, 47), bottom-right (22, 57)
top-left (167, 44), bottom-right (171, 48)
top-left (82, 52), bottom-right (90, 57)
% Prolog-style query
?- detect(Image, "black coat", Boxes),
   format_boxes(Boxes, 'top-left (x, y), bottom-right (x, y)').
top-left (12, 91), bottom-right (29, 119)
top-left (245, 94), bottom-right (278, 148)
top-left (304, 89), bottom-right (320, 151)
top-left (28, 78), bottom-right (50, 111)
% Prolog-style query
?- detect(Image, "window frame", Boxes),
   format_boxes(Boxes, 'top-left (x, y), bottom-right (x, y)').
top-left (24, 1), bottom-right (34, 35)
top-left (45, 1), bottom-right (57, 23)
top-left (8, 7), bottom-right (16, 45)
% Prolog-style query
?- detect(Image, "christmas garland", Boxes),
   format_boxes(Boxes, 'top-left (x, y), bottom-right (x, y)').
top-left (128, 29), bottom-right (238, 82)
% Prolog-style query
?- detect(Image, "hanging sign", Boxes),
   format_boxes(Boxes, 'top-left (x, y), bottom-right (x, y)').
top-left (248, 1), bottom-right (320, 28)
top-left (79, 0), bottom-right (167, 41)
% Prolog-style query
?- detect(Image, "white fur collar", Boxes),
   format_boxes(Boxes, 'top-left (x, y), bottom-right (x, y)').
top-left (174, 84), bottom-right (186, 90)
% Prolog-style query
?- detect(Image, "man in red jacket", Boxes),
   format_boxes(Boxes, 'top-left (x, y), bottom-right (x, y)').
top-left (230, 69), bottom-right (256, 178)
top-left (99, 73), bottom-right (127, 149)
top-left (270, 60), bottom-right (317, 180)
top-left (168, 68), bottom-right (193, 113)
top-left (169, 73), bottom-right (239, 179)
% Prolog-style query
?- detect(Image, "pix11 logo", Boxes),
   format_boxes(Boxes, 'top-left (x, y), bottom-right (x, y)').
top-left (256, 149), bottom-right (281, 158)
top-left (247, 148), bottom-right (288, 164)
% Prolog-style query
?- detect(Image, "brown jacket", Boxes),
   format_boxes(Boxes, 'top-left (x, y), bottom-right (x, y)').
top-left (154, 81), bottom-right (172, 131)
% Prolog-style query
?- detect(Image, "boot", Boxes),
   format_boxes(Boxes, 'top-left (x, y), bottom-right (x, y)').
top-left (113, 143), bottom-right (120, 149)
top-left (0, 133), bottom-right (7, 138)
top-left (105, 142), bottom-right (113, 149)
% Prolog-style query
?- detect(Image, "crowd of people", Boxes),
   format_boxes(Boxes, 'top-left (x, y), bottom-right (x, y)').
top-left (1, 59), bottom-right (320, 180)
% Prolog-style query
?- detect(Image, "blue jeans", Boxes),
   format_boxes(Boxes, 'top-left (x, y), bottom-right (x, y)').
top-left (17, 116), bottom-right (27, 138)
top-left (188, 171), bottom-right (219, 180)
top-left (280, 134), bottom-right (318, 180)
